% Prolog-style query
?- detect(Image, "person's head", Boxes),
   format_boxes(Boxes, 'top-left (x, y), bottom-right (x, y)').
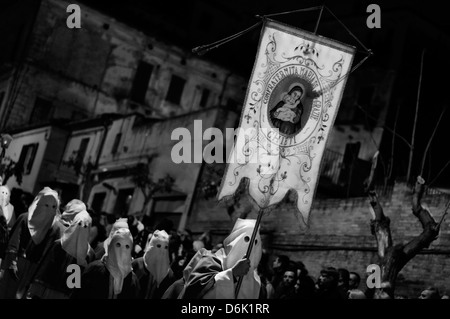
top-left (337, 268), bottom-right (350, 289)
top-left (193, 240), bottom-right (205, 252)
top-left (0, 185), bottom-right (11, 206)
top-left (318, 267), bottom-right (339, 291)
top-left (349, 272), bottom-right (361, 290)
top-left (103, 218), bottom-right (129, 255)
top-left (294, 260), bottom-right (308, 277)
top-left (283, 268), bottom-right (297, 287)
top-left (283, 86), bottom-right (304, 105)
top-left (61, 210), bottom-right (92, 266)
top-left (27, 187), bottom-right (60, 244)
top-left (60, 199), bottom-right (87, 225)
top-left (105, 228), bottom-right (133, 295)
top-left (223, 218), bottom-right (261, 271)
top-left (144, 229), bottom-right (170, 286)
top-left (273, 255), bottom-right (289, 271)
top-left (419, 287), bottom-right (440, 299)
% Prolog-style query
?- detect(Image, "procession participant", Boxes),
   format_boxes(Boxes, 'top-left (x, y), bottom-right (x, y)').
top-left (71, 228), bottom-right (139, 299)
top-left (0, 186), bottom-right (15, 230)
top-left (0, 186), bottom-right (15, 268)
top-left (179, 218), bottom-right (265, 299)
top-left (26, 210), bottom-right (93, 299)
top-left (0, 187), bottom-right (61, 299)
top-left (58, 199), bottom-right (87, 227)
top-left (132, 229), bottom-right (176, 299)
top-left (102, 217), bottom-right (129, 260)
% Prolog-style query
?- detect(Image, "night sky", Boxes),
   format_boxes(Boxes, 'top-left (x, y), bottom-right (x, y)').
top-left (80, 0), bottom-right (450, 189)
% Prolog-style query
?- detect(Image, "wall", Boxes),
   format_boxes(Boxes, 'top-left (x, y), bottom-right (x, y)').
top-left (2, 0), bottom-right (247, 130)
top-left (58, 126), bottom-right (105, 184)
top-left (187, 181), bottom-right (450, 297)
top-left (5, 126), bottom-right (50, 193)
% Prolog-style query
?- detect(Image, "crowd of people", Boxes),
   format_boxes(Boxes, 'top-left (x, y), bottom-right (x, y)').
top-left (0, 185), bottom-right (448, 299)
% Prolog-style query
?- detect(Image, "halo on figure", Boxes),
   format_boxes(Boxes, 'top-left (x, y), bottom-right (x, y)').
top-left (287, 82), bottom-right (306, 101)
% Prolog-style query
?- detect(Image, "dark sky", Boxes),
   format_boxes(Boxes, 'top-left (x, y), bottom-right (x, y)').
top-left (81, 0), bottom-right (450, 77)
top-left (80, 0), bottom-right (450, 189)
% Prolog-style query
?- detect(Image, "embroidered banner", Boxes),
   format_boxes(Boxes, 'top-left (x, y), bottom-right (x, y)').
top-left (218, 19), bottom-right (355, 224)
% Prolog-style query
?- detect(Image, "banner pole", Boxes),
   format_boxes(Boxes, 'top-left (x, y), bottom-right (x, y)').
top-left (234, 205), bottom-right (265, 298)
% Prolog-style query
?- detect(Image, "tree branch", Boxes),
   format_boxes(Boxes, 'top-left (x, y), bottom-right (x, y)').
top-left (369, 191), bottom-right (393, 258)
top-left (403, 176), bottom-right (439, 258)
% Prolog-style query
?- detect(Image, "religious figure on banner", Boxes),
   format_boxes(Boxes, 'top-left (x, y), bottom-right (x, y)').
top-left (269, 84), bottom-right (305, 135)
top-left (218, 20), bottom-right (356, 224)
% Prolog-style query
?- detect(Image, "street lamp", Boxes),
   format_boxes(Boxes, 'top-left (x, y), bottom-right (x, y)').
top-left (0, 133), bottom-right (13, 160)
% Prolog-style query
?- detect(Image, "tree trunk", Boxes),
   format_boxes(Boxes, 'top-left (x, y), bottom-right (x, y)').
top-left (369, 176), bottom-right (440, 298)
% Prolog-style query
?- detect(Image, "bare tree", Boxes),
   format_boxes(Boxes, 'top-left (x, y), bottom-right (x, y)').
top-left (368, 176), bottom-right (443, 298)
top-left (62, 150), bottom-right (95, 203)
top-left (131, 155), bottom-right (175, 216)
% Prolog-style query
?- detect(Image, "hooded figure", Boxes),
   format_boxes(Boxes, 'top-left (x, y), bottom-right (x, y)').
top-left (0, 185), bottom-right (15, 228)
top-left (180, 218), bottom-right (264, 299)
top-left (25, 210), bottom-right (93, 299)
top-left (144, 230), bottom-right (170, 286)
top-left (70, 227), bottom-right (139, 300)
top-left (103, 218), bottom-right (129, 258)
top-left (0, 187), bottom-right (61, 299)
top-left (59, 199), bottom-right (87, 227)
top-left (132, 230), bottom-right (176, 299)
top-left (27, 187), bottom-right (60, 245)
top-left (105, 228), bottom-right (133, 296)
top-left (0, 186), bottom-right (14, 265)
top-left (61, 210), bottom-right (92, 266)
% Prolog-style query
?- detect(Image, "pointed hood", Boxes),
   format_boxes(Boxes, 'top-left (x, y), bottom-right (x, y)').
top-left (103, 218), bottom-right (129, 257)
top-left (105, 228), bottom-right (133, 295)
top-left (222, 218), bottom-right (262, 272)
top-left (143, 230), bottom-right (170, 287)
top-left (61, 210), bottom-right (92, 266)
top-left (27, 187), bottom-right (60, 245)
top-left (60, 199), bottom-right (87, 227)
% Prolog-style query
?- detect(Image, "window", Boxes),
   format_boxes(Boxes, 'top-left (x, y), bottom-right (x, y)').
top-left (91, 192), bottom-right (106, 214)
top-left (113, 188), bottom-right (134, 217)
top-left (77, 138), bottom-right (90, 163)
top-left (165, 75), bottom-right (185, 104)
top-left (29, 97), bottom-right (53, 124)
top-left (130, 61), bottom-right (154, 104)
top-left (150, 197), bottom-right (186, 230)
top-left (199, 88), bottom-right (210, 108)
top-left (17, 143), bottom-right (39, 175)
top-left (111, 133), bottom-right (122, 155)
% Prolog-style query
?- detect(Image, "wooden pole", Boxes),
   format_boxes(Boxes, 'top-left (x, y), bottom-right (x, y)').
top-left (234, 207), bottom-right (265, 298)
top-left (407, 49), bottom-right (425, 184)
top-left (420, 107), bottom-right (446, 177)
